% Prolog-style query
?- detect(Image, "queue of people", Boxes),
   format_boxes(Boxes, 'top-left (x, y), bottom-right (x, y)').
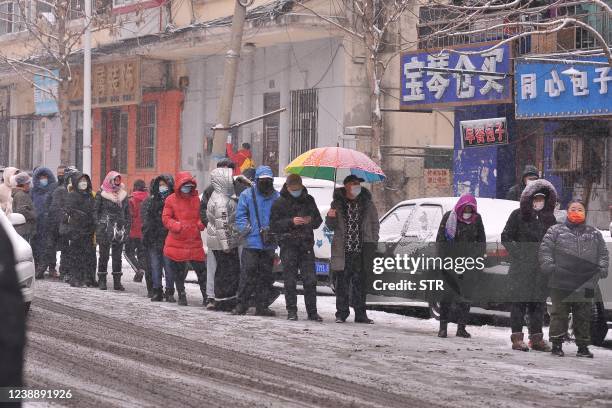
top-left (1, 161), bottom-right (608, 358)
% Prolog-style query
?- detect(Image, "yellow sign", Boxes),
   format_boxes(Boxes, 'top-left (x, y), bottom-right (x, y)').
top-left (68, 59), bottom-right (140, 109)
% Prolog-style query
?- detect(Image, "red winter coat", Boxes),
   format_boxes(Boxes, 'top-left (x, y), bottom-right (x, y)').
top-left (162, 172), bottom-right (205, 262)
top-left (129, 190), bottom-right (148, 239)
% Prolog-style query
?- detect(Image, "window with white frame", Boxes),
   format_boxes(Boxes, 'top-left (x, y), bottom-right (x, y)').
top-left (0, 1), bottom-right (25, 35)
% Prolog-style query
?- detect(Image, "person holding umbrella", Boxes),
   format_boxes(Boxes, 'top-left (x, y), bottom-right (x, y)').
top-left (326, 175), bottom-right (379, 324)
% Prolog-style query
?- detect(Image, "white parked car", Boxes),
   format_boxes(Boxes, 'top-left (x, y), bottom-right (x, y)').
top-left (0, 210), bottom-right (35, 314)
top-left (372, 197), bottom-right (612, 345)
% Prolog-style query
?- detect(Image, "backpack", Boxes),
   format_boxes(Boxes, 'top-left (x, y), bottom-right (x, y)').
top-left (240, 156), bottom-right (255, 173)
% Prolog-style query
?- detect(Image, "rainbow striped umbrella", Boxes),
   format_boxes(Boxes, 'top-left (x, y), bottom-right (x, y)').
top-left (285, 147), bottom-right (386, 183)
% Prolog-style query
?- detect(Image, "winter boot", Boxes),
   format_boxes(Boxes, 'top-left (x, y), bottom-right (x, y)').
top-left (576, 345), bottom-right (594, 358)
top-left (113, 274), bottom-right (125, 291)
top-left (35, 265), bottom-right (46, 280)
top-left (231, 304), bottom-right (248, 315)
top-left (551, 342), bottom-right (564, 357)
top-left (355, 316), bottom-right (374, 324)
top-left (177, 290), bottom-right (188, 306)
top-left (511, 332), bottom-right (530, 351)
top-left (438, 321), bottom-right (448, 338)
top-left (206, 299), bottom-right (217, 311)
top-left (151, 288), bottom-right (164, 302)
top-left (456, 324), bottom-right (471, 338)
top-left (255, 308), bottom-right (276, 317)
top-left (165, 288), bottom-right (176, 303)
top-left (287, 311), bottom-right (298, 321)
top-left (98, 274), bottom-right (107, 291)
top-left (529, 333), bottom-right (552, 352)
top-left (133, 269), bottom-right (144, 283)
top-left (308, 313), bottom-right (323, 322)
top-left (146, 278), bottom-right (153, 298)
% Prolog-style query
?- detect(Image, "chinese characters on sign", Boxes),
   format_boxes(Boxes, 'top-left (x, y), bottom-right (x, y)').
top-left (515, 58), bottom-right (611, 119)
top-left (425, 168), bottom-right (450, 188)
top-left (34, 70), bottom-right (60, 115)
top-left (401, 43), bottom-right (512, 109)
top-left (68, 59), bottom-right (141, 109)
top-left (460, 117), bottom-right (508, 149)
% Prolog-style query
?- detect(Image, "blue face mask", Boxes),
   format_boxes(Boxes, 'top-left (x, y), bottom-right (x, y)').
top-left (39, 178), bottom-right (48, 187)
top-left (180, 185), bottom-right (193, 194)
top-left (289, 189), bottom-right (302, 198)
top-left (159, 185), bottom-right (169, 195)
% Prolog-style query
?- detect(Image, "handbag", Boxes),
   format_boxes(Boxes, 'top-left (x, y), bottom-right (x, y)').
top-left (251, 188), bottom-right (275, 246)
top-left (101, 215), bottom-right (127, 243)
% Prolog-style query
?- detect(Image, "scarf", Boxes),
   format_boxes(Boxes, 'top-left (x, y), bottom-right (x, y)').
top-left (445, 194), bottom-right (478, 241)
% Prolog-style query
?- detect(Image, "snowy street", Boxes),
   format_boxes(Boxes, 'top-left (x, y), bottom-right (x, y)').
top-left (21, 261), bottom-right (612, 408)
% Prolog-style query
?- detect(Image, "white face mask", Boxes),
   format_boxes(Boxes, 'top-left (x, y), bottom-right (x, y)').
top-left (350, 185), bottom-right (362, 197)
top-left (78, 181), bottom-right (88, 190)
top-left (533, 201), bottom-right (545, 211)
top-left (462, 212), bottom-right (473, 220)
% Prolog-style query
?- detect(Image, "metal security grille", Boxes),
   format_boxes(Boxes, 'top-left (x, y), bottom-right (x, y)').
top-left (290, 89), bottom-right (318, 159)
top-left (137, 103), bottom-right (156, 169)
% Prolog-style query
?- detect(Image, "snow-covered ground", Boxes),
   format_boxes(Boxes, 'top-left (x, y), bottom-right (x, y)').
top-left (23, 258), bottom-right (612, 408)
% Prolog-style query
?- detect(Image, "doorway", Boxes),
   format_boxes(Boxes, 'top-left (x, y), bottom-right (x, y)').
top-left (100, 108), bottom-right (128, 184)
top-left (263, 92), bottom-right (280, 175)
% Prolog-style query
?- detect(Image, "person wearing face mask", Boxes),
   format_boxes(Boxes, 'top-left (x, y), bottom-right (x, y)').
top-left (11, 172), bottom-right (36, 243)
top-left (30, 167), bottom-right (57, 278)
top-left (206, 167), bottom-right (242, 311)
top-left (142, 175), bottom-right (175, 302)
top-left (326, 175), bottom-right (379, 324)
top-left (162, 171), bottom-right (207, 306)
top-left (95, 171), bottom-right (131, 291)
top-left (61, 172), bottom-right (96, 287)
top-left (436, 194), bottom-right (486, 338)
top-left (232, 166), bottom-right (280, 316)
top-left (506, 165), bottom-right (539, 201)
top-left (502, 179), bottom-right (557, 352)
top-left (45, 165), bottom-right (77, 281)
top-left (270, 174), bottom-right (323, 321)
top-left (540, 201), bottom-right (609, 358)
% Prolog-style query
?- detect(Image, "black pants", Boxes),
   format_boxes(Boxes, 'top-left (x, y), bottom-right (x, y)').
top-left (213, 249), bottom-right (240, 310)
top-left (237, 248), bottom-right (275, 311)
top-left (335, 251), bottom-right (367, 320)
top-left (98, 241), bottom-right (124, 275)
top-left (66, 236), bottom-right (96, 284)
top-left (44, 227), bottom-right (63, 270)
top-left (169, 259), bottom-right (206, 299)
top-left (510, 302), bottom-right (545, 334)
top-left (439, 270), bottom-right (471, 325)
top-left (281, 245), bottom-right (317, 315)
top-left (125, 238), bottom-right (147, 270)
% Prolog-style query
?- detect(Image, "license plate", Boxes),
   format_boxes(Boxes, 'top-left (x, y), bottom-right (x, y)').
top-left (315, 261), bottom-right (330, 274)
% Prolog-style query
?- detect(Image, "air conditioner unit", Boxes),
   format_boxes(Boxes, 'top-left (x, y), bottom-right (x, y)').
top-left (551, 137), bottom-right (583, 172)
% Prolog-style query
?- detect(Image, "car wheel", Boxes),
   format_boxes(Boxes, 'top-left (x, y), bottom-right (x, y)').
top-left (428, 301), bottom-right (441, 321)
top-left (24, 302), bottom-right (31, 315)
top-left (590, 302), bottom-right (608, 347)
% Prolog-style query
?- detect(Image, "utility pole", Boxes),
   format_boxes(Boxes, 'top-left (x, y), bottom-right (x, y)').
top-left (210, 0), bottom-right (251, 170)
top-left (82, 0), bottom-right (92, 176)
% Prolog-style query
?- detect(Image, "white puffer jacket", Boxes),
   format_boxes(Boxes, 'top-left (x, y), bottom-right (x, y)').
top-left (206, 168), bottom-right (239, 251)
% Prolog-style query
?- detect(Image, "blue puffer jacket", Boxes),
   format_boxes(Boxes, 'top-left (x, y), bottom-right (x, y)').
top-left (235, 166), bottom-right (280, 250)
top-left (31, 167), bottom-right (57, 236)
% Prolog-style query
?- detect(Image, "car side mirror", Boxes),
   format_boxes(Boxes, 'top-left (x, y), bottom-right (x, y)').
top-left (8, 213), bottom-right (26, 227)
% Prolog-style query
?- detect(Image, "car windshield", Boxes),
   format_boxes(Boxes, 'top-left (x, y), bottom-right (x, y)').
top-left (401, 205), bottom-right (443, 239)
top-left (380, 204), bottom-right (416, 239)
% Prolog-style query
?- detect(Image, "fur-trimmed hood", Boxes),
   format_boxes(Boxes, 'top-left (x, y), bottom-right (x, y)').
top-left (520, 178), bottom-right (557, 217)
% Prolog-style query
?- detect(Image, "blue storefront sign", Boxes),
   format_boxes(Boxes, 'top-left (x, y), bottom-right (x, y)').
top-left (34, 70), bottom-right (59, 115)
top-left (400, 43), bottom-right (513, 110)
top-left (515, 58), bottom-right (612, 119)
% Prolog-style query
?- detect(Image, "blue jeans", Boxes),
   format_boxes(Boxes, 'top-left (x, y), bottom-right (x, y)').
top-left (149, 247), bottom-right (174, 290)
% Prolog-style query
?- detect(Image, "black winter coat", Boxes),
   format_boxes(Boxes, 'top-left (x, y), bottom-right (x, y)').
top-left (435, 211), bottom-right (486, 261)
top-left (540, 222), bottom-right (609, 293)
top-left (94, 188), bottom-right (130, 245)
top-left (142, 174), bottom-right (174, 249)
top-left (270, 185), bottom-right (323, 248)
top-left (46, 183), bottom-right (70, 232)
top-left (61, 173), bottom-right (96, 241)
top-left (502, 179), bottom-right (557, 301)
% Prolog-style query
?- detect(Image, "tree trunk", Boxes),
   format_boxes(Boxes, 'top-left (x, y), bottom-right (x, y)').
top-left (58, 78), bottom-right (71, 165)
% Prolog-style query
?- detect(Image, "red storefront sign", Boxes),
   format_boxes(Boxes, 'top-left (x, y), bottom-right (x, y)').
top-left (460, 117), bottom-right (508, 148)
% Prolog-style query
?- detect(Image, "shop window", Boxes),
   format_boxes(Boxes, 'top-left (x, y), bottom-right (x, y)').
top-left (137, 103), bottom-right (156, 169)
top-left (16, 118), bottom-right (34, 171)
top-left (290, 89), bottom-right (318, 159)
